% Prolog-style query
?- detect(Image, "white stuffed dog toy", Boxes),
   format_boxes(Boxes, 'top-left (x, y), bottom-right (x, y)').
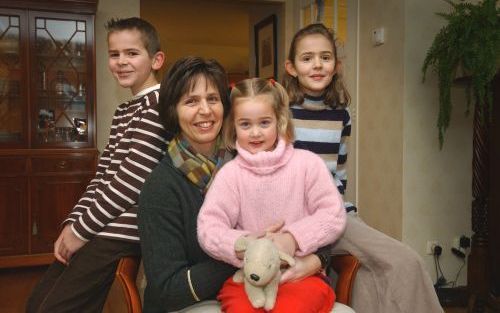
top-left (233, 237), bottom-right (295, 310)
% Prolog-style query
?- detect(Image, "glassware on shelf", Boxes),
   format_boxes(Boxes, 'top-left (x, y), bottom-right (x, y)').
top-left (54, 71), bottom-right (65, 95)
top-left (39, 64), bottom-right (47, 91)
top-left (77, 82), bottom-right (85, 97)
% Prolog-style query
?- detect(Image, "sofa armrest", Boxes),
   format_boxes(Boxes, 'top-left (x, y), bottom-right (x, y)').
top-left (116, 256), bottom-right (142, 313)
top-left (330, 254), bottom-right (361, 305)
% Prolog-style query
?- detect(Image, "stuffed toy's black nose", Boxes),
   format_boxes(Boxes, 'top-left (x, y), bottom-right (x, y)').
top-left (250, 274), bottom-right (260, 282)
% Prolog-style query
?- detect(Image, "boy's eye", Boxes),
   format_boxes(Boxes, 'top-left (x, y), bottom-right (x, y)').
top-left (109, 52), bottom-right (119, 58)
top-left (127, 51), bottom-right (139, 56)
top-left (301, 56), bottom-right (312, 62)
top-left (322, 55), bottom-right (332, 61)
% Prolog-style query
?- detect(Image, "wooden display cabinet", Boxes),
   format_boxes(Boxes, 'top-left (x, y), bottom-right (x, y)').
top-left (0, 1), bottom-right (98, 268)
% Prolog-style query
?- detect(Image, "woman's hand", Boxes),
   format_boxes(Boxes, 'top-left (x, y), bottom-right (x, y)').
top-left (266, 231), bottom-right (297, 258)
top-left (54, 224), bottom-right (86, 265)
top-left (234, 221), bottom-right (286, 259)
top-left (280, 253), bottom-right (322, 284)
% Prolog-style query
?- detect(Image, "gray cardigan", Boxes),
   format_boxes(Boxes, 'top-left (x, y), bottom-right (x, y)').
top-left (138, 154), bottom-right (236, 313)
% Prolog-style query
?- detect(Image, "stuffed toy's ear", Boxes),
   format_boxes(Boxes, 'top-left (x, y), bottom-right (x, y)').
top-left (278, 251), bottom-right (296, 267)
top-left (234, 236), bottom-right (249, 252)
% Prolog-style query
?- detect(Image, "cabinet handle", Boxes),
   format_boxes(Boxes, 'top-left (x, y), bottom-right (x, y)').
top-left (57, 160), bottom-right (68, 169)
top-left (32, 220), bottom-right (38, 236)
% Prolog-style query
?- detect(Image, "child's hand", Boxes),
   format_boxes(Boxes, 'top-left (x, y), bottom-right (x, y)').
top-left (266, 231), bottom-right (297, 258)
top-left (280, 253), bottom-right (322, 284)
top-left (54, 224), bottom-right (86, 265)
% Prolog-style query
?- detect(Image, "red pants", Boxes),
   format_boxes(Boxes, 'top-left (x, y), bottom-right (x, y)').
top-left (217, 275), bottom-right (335, 313)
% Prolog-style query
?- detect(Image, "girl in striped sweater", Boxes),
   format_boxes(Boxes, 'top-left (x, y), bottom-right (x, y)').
top-left (283, 23), bottom-right (442, 313)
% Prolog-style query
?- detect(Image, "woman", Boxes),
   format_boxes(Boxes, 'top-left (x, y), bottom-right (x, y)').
top-left (138, 57), bottom-right (348, 313)
top-left (137, 57), bottom-right (235, 313)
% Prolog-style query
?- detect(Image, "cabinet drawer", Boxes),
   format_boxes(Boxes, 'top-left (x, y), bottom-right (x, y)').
top-left (0, 157), bottom-right (27, 175)
top-left (31, 155), bottom-right (96, 173)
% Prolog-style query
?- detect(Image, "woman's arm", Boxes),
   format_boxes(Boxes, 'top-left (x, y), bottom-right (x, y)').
top-left (138, 163), bottom-right (235, 312)
top-left (280, 244), bottom-right (331, 283)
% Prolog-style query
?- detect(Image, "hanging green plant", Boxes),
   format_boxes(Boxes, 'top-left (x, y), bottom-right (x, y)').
top-left (422, 0), bottom-right (500, 148)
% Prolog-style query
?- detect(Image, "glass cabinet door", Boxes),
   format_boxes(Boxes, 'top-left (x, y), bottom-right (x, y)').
top-left (31, 12), bottom-right (93, 147)
top-left (0, 10), bottom-right (27, 147)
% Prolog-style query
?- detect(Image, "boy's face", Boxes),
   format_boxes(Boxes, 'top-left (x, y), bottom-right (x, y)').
top-left (107, 29), bottom-right (163, 95)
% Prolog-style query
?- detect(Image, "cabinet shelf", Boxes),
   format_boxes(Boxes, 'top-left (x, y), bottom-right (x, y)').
top-left (0, 5), bottom-right (97, 266)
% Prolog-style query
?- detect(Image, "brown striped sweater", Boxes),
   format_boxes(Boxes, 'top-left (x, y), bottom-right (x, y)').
top-left (65, 84), bottom-right (168, 242)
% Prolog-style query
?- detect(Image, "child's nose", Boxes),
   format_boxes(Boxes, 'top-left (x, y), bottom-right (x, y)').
top-left (118, 55), bottom-right (128, 65)
top-left (313, 57), bottom-right (322, 68)
top-left (250, 127), bottom-right (260, 137)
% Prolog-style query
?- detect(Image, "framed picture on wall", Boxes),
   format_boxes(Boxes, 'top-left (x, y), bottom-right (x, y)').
top-left (254, 14), bottom-right (277, 79)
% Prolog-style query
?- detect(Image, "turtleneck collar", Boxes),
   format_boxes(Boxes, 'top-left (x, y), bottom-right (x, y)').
top-left (304, 93), bottom-right (325, 101)
top-left (235, 137), bottom-right (294, 175)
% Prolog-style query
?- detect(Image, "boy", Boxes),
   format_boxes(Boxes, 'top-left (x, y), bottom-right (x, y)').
top-left (27, 17), bottom-right (167, 313)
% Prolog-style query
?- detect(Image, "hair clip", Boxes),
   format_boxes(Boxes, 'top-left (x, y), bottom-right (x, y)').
top-left (229, 82), bottom-right (236, 90)
top-left (268, 78), bottom-right (276, 86)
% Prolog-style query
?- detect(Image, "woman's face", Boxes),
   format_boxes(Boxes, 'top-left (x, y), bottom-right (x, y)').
top-left (176, 75), bottom-right (224, 156)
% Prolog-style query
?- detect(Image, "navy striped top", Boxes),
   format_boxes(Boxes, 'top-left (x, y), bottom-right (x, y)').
top-left (291, 95), bottom-right (351, 195)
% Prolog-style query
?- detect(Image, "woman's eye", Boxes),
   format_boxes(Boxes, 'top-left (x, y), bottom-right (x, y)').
top-left (185, 99), bottom-right (196, 106)
top-left (208, 96), bottom-right (220, 103)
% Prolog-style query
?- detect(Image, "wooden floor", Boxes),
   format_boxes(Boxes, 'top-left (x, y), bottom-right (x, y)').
top-left (0, 265), bottom-right (467, 313)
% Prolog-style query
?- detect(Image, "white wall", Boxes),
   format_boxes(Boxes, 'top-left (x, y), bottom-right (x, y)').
top-left (95, 0), bottom-right (140, 153)
top-left (403, 0), bottom-right (472, 286)
top-left (356, 0), bottom-right (472, 285)
top-left (358, 0), bottom-right (405, 238)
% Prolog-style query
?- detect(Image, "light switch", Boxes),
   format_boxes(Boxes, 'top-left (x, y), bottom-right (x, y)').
top-left (372, 27), bottom-right (385, 46)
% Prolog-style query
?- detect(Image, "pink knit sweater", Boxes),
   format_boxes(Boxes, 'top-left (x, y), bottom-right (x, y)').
top-left (197, 138), bottom-right (346, 267)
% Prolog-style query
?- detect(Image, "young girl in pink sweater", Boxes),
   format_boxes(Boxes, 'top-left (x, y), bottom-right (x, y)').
top-left (197, 78), bottom-right (346, 313)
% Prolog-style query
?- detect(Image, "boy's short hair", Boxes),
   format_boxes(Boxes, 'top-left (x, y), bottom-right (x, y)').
top-left (106, 17), bottom-right (161, 56)
top-left (159, 56), bottom-right (230, 135)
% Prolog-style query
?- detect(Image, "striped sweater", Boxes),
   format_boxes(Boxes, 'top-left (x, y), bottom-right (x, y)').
top-left (291, 95), bottom-right (351, 195)
top-left (66, 84), bottom-right (168, 242)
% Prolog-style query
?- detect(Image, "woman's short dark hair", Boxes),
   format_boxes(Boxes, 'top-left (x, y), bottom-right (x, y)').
top-left (158, 57), bottom-right (230, 135)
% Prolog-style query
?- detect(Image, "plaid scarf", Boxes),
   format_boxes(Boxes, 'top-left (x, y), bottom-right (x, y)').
top-left (168, 134), bottom-right (233, 194)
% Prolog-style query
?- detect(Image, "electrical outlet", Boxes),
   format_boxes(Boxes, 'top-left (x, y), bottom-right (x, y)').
top-left (426, 240), bottom-right (439, 255)
top-left (452, 237), bottom-right (461, 249)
